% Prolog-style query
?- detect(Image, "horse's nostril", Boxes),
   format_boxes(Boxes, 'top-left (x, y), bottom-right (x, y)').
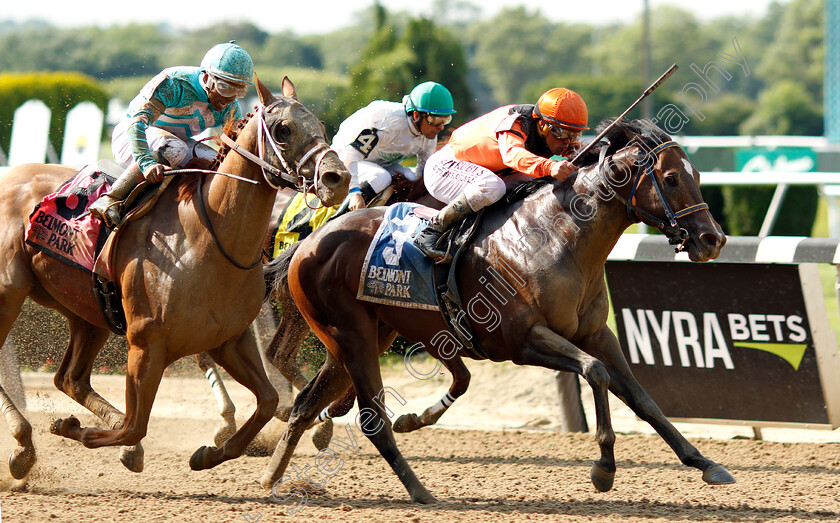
top-left (321, 171), bottom-right (343, 188)
top-left (701, 232), bottom-right (725, 248)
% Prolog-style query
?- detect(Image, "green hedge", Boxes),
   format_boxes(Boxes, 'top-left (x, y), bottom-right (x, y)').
top-left (0, 72), bottom-right (108, 161)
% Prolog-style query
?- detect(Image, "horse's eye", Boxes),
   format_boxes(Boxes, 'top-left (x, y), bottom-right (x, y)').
top-left (664, 172), bottom-right (679, 187)
top-left (271, 123), bottom-right (292, 143)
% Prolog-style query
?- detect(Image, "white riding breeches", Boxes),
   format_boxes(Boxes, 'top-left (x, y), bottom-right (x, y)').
top-left (423, 145), bottom-right (506, 211)
top-left (111, 120), bottom-right (216, 169)
top-left (357, 161), bottom-right (418, 194)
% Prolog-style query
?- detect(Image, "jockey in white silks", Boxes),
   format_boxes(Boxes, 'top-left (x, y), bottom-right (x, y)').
top-left (332, 81), bottom-right (457, 211)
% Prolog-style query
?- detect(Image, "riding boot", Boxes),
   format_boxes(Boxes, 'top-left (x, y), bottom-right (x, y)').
top-left (413, 193), bottom-right (474, 264)
top-left (89, 163), bottom-right (143, 228)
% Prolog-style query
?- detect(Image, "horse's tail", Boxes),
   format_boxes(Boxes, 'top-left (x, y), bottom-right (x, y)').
top-left (263, 241), bottom-right (302, 302)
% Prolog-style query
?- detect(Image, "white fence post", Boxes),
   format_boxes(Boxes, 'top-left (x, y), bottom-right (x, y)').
top-left (61, 101), bottom-right (104, 168)
top-left (8, 99), bottom-right (52, 166)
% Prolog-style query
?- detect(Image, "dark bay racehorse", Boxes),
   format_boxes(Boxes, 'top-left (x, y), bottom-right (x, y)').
top-left (260, 119), bottom-right (732, 503)
top-left (0, 76), bottom-right (349, 480)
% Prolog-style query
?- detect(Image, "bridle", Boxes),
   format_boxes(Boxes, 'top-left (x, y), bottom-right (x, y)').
top-left (219, 98), bottom-right (334, 194)
top-left (203, 98), bottom-right (336, 269)
top-left (601, 140), bottom-right (709, 252)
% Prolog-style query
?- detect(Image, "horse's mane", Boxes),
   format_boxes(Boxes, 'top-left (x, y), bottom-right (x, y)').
top-left (503, 118), bottom-right (672, 205)
top-left (176, 109), bottom-right (256, 202)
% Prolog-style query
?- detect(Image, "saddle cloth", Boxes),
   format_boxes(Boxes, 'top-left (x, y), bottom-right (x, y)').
top-left (25, 165), bottom-right (112, 273)
top-left (268, 192), bottom-right (340, 260)
top-left (357, 203), bottom-right (439, 310)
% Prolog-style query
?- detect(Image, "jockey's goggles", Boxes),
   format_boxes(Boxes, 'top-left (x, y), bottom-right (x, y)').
top-left (424, 113), bottom-right (453, 126)
top-left (211, 75), bottom-right (248, 99)
top-left (547, 124), bottom-right (582, 141)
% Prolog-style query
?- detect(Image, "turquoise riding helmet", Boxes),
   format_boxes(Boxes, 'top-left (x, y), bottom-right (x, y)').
top-left (200, 41), bottom-right (254, 85)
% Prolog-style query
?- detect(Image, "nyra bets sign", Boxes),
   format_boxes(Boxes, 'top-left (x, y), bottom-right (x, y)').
top-left (606, 261), bottom-right (836, 426)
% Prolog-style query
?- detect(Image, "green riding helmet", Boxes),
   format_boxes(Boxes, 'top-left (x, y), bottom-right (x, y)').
top-left (200, 40), bottom-right (254, 85)
top-left (403, 81), bottom-right (456, 115)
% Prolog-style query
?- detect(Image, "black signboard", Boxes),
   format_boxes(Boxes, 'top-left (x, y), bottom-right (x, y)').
top-left (606, 261), bottom-right (830, 425)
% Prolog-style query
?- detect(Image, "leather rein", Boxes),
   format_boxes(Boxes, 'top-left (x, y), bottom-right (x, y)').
top-left (601, 140), bottom-right (709, 252)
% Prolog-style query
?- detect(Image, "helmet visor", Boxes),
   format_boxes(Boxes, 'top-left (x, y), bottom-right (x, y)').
top-left (211, 75), bottom-right (248, 99)
top-left (424, 113), bottom-right (452, 126)
top-left (547, 124), bottom-right (582, 141)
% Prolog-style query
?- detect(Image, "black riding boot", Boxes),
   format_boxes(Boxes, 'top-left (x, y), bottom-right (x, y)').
top-left (89, 163), bottom-right (143, 228)
top-left (413, 194), bottom-right (473, 264)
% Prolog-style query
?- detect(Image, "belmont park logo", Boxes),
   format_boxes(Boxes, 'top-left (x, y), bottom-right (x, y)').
top-left (620, 309), bottom-right (809, 371)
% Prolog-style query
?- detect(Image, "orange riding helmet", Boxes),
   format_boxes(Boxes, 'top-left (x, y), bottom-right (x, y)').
top-left (533, 88), bottom-right (590, 131)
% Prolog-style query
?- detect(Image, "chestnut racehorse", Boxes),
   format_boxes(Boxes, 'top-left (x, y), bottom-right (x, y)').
top-left (260, 119), bottom-right (733, 503)
top-left (0, 76), bottom-right (349, 481)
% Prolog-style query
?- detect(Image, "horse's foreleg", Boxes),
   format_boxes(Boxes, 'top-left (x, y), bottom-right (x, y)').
top-left (195, 352), bottom-right (237, 446)
top-left (523, 324), bottom-right (616, 492)
top-left (394, 356), bottom-right (470, 433)
top-left (52, 343), bottom-right (165, 451)
top-left (591, 328), bottom-right (735, 485)
top-left (0, 384), bottom-right (34, 479)
top-left (341, 337), bottom-right (437, 504)
top-left (190, 330), bottom-right (278, 471)
top-left (260, 353), bottom-right (353, 490)
top-left (52, 316), bottom-right (144, 472)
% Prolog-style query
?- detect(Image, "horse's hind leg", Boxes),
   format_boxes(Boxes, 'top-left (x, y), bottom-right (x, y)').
top-left (521, 324), bottom-right (616, 492)
top-left (51, 315), bottom-right (144, 472)
top-left (394, 355), bottom-right (470, 433)
top-left (589, 327), bottom-right (735, 484)
top-left (260, 352), bottom-right (353, 490)
top-left (195, 352), bottom-right (237, 446)
top-left (264, 292), bottom-right (335, 450)
top-left (189, 329), bottom-right (279, 470)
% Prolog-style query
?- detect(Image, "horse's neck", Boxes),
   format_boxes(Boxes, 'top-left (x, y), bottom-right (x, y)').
top-left (526, 168), bottom-right (631, 267)
top-left (204, 125), bottom-right (277, 247)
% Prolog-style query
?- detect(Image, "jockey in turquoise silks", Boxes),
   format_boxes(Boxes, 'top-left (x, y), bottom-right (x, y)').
top-left (89, 41), bottom-right (253, 228)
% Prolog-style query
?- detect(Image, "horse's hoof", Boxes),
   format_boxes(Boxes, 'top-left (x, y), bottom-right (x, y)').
top-left (49, 416), bottom-right (80, 437)
top-left (411, 489), bottom-right (438, 504)
top-left (393, 413), bottom-right (420, 433)
top-left (213, 423), bottom-right (236, 447)
top-left (311, 419), bottom-right (333, 451)
top-left (702, 464), bottom-right (736, 485)
top-left (120, 444), bottom-right (144, 473)
top-left (590, 463), bottom-right (615, 492)
top-left (9, 446), bottom-right (35, 480)
top-left (190, 445), bottom-right (219, 471)
top-left (259, 473), bottom-right (275, 490)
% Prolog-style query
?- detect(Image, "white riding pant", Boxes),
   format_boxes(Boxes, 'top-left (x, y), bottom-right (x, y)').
top-left (111, 120), bottom-right (216, 169)
top-left (356, 161), bottom-right (418, 193)
top-left (423, 145), bottom-right (506, 211)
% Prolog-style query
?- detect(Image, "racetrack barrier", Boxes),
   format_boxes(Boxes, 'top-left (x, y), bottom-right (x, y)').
top-left (605, 234), bottom-right (840, 430)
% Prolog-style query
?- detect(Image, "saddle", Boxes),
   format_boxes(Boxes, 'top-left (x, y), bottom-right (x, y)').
top-left (92, 160), bottom-right (175, 334)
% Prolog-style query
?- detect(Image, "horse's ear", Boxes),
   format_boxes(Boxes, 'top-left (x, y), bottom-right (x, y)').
top-left (254, 72), bottom-right (276, 106)
top-left (281, 76), bottom-right (298, 101)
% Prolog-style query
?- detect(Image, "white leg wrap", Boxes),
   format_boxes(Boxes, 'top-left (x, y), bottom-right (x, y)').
top-left (316, 406), bottom-right (333, 423)
top-left (429, 391), bottom-right (457, 417)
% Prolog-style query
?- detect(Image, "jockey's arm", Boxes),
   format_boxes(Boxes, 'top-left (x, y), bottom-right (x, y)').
top-left (497, 130), bottom-right (556, 178)
top-left (126, 97), bottom-right (166, 177)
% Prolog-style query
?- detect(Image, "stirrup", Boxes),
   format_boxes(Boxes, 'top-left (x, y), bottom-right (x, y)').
top-left (413, 227), bottom-right (451, 264)
top-left (89, 196), bottom-right (122, 228)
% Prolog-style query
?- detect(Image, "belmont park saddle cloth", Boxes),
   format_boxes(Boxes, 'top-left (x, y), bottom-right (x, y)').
top-left (25, 160), bottom-right (173, 334)
top-left (357, 202), bottom-right (488, 359)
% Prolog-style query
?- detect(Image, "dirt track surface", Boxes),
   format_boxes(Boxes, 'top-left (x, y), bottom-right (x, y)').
top-left (1, 362), bottom-right (840, 522)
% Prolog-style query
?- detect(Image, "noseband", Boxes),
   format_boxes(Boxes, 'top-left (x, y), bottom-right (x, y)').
top-left (603, 140), bottom-right (709, 251)
top-left (220, 98), bottom-right (334, 193)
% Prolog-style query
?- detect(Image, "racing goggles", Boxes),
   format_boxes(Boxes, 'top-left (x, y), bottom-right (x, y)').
top-left (211, 75), bottom-right (248, 99)
top-left (547, 124), bottom-right (582, 141)
top-left (424, 113), bottom-right (452, 126)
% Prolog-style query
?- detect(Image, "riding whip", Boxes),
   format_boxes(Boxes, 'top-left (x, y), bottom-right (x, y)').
top-left (571, 63), bottom-right (679, 166)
